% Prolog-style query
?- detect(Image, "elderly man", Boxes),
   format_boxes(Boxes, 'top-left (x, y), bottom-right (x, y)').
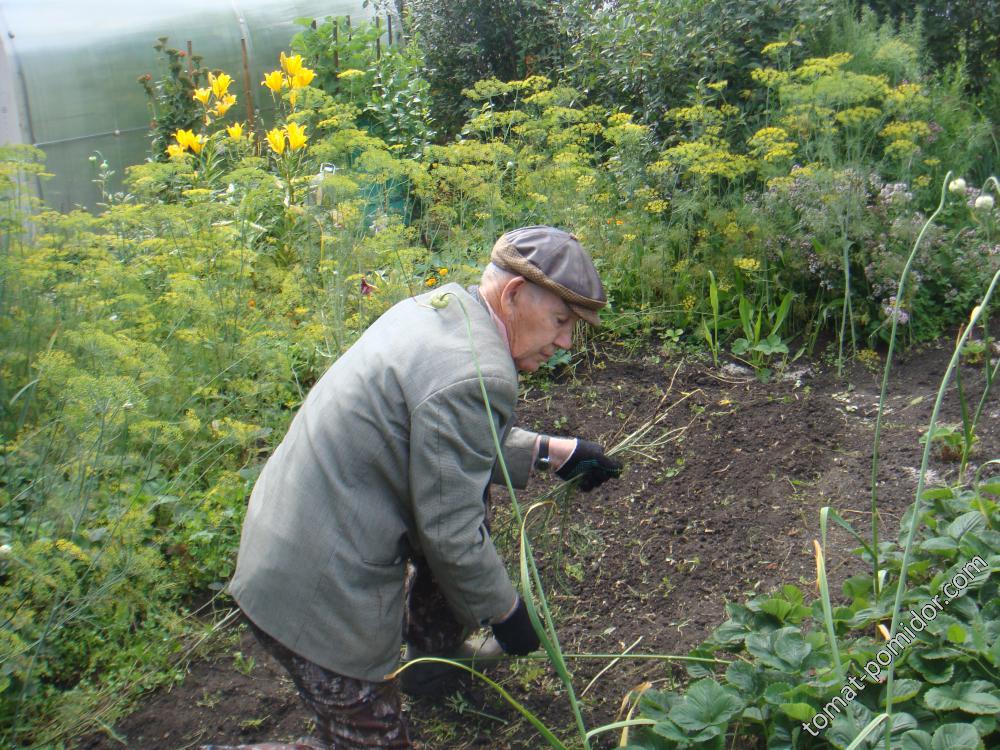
top-left (209, 226), bottom-right (622, 750)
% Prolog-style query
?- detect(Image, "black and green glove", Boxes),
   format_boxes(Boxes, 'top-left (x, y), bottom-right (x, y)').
top-left (556, 439), bottom-right (622, 491)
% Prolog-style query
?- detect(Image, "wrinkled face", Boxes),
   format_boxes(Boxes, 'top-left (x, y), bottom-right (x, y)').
top-left (498, 278), bottom-right (577, 372)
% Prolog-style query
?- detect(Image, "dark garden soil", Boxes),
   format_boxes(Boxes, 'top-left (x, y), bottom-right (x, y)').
top-left (79, 338), bottom-right (1000, 750)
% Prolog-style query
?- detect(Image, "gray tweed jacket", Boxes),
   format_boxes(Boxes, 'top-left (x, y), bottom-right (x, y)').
top-left (229, 283), bottom-right (536, 681)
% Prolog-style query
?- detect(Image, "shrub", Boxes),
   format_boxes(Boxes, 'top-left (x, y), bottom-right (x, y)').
top-left (865, 0), bottom-right (1000, 98)
top-left (291, 14), bottom-right (435, 154)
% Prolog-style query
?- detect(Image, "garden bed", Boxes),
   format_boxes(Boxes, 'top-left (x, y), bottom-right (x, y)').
top-left (79, 337), bottom-right (998, 750)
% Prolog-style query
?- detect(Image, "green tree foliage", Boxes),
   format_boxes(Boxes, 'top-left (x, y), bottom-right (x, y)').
top-left (865, 0), bottom-right (1000, 94)
top-left (406, 0), bottom-right (567, 136)
top-left (560, 0), bottom-right (837, 133)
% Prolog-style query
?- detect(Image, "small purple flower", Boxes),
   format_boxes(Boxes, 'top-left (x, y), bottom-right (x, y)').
top-left (882, 297), bottom-right (909, 324)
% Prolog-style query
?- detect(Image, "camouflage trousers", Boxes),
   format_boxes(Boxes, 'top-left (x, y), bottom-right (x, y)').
top-left (243, 558), bottom-right (468, 750)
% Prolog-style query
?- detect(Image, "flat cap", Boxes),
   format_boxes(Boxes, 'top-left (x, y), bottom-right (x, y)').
top-left (490, 225), bottom-right (606, 325)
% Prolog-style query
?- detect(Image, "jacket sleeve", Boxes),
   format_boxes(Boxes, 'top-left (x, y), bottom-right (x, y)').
top-left (491, 426), bottom-right (537, 489)
top-left (408, 375), bottom-right (519, 627)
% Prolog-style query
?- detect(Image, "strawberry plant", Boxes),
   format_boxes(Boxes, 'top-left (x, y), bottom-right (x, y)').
top-left (626, 473), bottom-right (998, 749)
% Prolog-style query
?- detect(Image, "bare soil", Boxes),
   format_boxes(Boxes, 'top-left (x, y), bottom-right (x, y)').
top-left (79, 339), bottom-right (1000, 750)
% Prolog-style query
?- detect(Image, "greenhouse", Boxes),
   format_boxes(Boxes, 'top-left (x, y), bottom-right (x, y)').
top-left (0, 0), bottom-right (372, 208)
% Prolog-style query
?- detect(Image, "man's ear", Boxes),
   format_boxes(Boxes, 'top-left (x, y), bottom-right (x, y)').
top-left (499, 275), bottom-right (527, 311)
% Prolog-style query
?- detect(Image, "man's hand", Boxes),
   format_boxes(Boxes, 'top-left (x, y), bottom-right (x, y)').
top-left (491, 597), bottom-right (540, 656)
top-left (555, 439), bottom-right (622, 491)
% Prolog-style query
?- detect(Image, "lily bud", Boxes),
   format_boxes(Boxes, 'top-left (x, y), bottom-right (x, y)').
top-left (974, 194), bottom-right (994, 211)
top-left (948, 178), bottom-right (967, 195)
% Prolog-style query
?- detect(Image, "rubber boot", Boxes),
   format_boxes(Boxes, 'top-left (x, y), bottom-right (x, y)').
top-left (398, 634), bottom-right (505, 697)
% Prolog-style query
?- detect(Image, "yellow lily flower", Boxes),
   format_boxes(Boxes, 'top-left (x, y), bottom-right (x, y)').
top-left (173, 129), bottom-right (197, 150)
top-left (280, 51), bottom-right (304, 76)
top-left (291, 67), bottom-right (315, 89)
top-left (209, 72), bottom-right (233, 99)
top-left (226, 122), bottom-right (244, 140)
top-left (262, 70), bottom-right (285, 93)
top-left (166, 143), bottom-right (187, 158)
top-left (288, 90), bottom-right (298, 109)
top-left (188, 134), bottom-right (206, 154)
top-left (266, 127), bottom-right (286, 155)
top-left (213, 94), bottom-right (237, 117)
top-left (193, 87), bottom-right (212, 106)
top-left (286, 121), bottom-right (309, 151)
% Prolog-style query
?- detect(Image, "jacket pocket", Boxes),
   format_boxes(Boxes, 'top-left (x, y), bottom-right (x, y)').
top-left (357, 557), bottom-right (406, 626)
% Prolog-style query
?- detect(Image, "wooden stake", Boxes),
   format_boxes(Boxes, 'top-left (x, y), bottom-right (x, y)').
top-left (333, 20), bottom-right (339, 72)
top-left (376, 16), bottom-right (382, 59)
top-left (186, 40), bottom-right (194, 77)
top-left (396, 1), bottom-right (407, 45)
top-left (240, 37), bottom-right (255, 130)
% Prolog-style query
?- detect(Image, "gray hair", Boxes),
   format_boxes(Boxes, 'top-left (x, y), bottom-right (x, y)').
top-left (479, 262), bottom-right (560, 310)
top-left (480, 262), bottom-right (520, 288)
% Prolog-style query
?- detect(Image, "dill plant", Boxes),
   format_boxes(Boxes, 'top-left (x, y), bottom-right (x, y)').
top-left (0, 50), bottom-right (432, 744)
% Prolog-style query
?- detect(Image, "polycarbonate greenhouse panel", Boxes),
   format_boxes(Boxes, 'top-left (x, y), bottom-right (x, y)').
top-left (0, 0), bottom-right (371, 209)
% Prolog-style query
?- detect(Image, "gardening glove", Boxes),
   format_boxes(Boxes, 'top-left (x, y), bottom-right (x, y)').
top-left (491, 597), bottom-right (540, 656)
top-left (556, 439), bottom-right (622, 491)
